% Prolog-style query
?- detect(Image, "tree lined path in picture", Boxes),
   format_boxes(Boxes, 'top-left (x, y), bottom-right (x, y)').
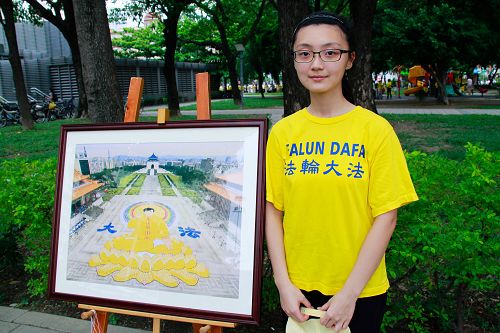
top-left (139, 174), bottom-right (163, 196)
top-left (121, 174), bottom-right (141, 195)
top-left (163, 174), bottom-right (182, 197)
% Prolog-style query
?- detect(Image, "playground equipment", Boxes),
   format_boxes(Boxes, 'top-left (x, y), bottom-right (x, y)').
top-left (405, 65), bottom-right (429, 96)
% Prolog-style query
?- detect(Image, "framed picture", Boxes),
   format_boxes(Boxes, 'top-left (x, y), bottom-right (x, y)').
top-left (49, 119), bottom-right (267, 324)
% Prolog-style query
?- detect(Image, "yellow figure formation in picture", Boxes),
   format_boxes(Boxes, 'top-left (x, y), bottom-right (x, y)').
top-left (88, 206), bottom-right (210, 287)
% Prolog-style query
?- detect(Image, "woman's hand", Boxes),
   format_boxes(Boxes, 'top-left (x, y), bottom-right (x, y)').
top-left (278, 281), bottom-right (311, 322)
top-left (318, 290), bottom-right (357, 331)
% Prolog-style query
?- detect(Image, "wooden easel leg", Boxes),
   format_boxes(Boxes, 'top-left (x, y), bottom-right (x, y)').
top-left (195, 72), bottom-right (211, 120)
top-left (124, 77), bottom-right (144, 123)
top-left (92, 311), bottom-right (109, 333)
top-left (193, 324), bottom-right (223, 333)
top-left (152, 318), bottom-right (161, 333)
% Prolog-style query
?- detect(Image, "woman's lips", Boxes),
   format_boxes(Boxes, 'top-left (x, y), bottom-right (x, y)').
top-left (310, 76), bottom-right (327, 81)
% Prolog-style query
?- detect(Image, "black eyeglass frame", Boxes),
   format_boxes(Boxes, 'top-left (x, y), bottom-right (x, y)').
top-left (292, 49), bottom-right (352, 63)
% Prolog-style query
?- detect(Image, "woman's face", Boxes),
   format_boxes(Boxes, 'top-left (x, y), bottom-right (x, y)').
top-left (293, 24), bottom-right (354, 95)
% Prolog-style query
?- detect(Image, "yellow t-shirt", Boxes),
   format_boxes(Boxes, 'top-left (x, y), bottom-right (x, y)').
top-left (266, 106), bottom-right (418, 297)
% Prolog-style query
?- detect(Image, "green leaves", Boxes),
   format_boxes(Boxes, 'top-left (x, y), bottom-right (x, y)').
top-left (0, 158), bottom-right (56, 296)
top-left (112, 21), bottom-right (165, 59)
top-left (385, 144), bottom-right (499, 331)
top-left (372, 0), bottom-right (498, 72)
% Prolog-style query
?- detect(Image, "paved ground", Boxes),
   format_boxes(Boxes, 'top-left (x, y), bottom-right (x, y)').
top-left (0, 305), bottom-right (150, 333)
top-left (3, 96), bottom-right (498, 333)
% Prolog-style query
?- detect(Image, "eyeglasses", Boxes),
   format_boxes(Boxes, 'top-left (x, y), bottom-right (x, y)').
top-left (293, 49), bottom-right (351, 63)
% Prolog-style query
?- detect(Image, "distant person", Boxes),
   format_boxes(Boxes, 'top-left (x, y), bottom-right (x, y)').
top-left (47, 89), bottom-right (57, 111)
top-left (467, 76), bottom-right (474, 95)
top-left (48, 89), bottom-right (58, 103)
top-left (376, 80), bottom-right (384, 100)
top-left (447, 71), bottom-right (454, 84)
top-left (385, 80), bottom-right (393, 99)
top-left (397, 76), bottom-right (402, 98)
top-left (473, 64), bottom-right (481, 86)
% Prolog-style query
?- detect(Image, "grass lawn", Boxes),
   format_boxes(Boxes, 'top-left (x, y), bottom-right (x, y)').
top-left (0, 118), bottom-right (89, 160)
top-left (384, 114), bottom-right (500, 159)
top-left (0, 114), bottom-right (498, 161)
top-left (180, 96), bottom-right (283, 110)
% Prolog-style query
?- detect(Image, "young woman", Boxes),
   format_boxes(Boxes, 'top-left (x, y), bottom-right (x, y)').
top-left (265, 12), bottom-right (418, 332)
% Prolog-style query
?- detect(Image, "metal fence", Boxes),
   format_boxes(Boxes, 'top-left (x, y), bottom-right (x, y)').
top-left (0, 56), bottom-right (210, 104)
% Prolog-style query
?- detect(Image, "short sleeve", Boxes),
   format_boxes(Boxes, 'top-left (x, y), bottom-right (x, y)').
top-left (266, 127), bottom-right (285, 211)
top-left (368, 127), bottom-right (418, 217)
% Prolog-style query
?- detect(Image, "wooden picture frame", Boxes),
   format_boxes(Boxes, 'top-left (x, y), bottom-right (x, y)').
top-left (49, 119), bottom-right (267, 325)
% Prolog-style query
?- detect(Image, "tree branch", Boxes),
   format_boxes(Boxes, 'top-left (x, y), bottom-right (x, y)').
top-left (335, 0), bottom-right (349, 14)
top-left (178, 37), bottom-right (222, 50)
top-left (241, 0), bottom-right (266, 46)
top-left (391, 265), bottom-right (417, 288)
top-left (52, 0), bottom-right (63, 20)
top-left (25, 0), bottom-right (63, 31)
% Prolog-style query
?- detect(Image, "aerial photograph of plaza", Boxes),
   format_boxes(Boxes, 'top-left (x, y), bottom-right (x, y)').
top-left (65, 140), bottom-right (246, 299)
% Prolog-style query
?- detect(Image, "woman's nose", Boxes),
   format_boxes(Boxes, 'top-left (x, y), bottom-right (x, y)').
top-left (310, 54), bottom-right (324, 69)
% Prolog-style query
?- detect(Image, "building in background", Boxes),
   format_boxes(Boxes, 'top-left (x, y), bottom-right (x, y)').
top-left (0, 21), bottom-right (210, 104)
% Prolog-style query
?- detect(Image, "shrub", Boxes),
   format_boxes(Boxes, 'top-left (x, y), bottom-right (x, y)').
top-left (0, 158), bottom-right (57, 296)
top-left (1, 143), bottom-right (498, 332)
top-left (384, 144), bottom-right (499, 332)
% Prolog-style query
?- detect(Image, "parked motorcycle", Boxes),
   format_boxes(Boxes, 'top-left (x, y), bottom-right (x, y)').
top-left (30, 101), bottom-right (49, 123)
top-left (0, 101), bottom-right (21, 127)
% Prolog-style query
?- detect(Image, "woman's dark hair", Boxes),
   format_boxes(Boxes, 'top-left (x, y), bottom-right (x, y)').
top-left (143, 207), bottom-right (155, 212)
top-left (292, 11), bottom-right (353, 49)
top-left (292, 11), bottom-right (355, 104)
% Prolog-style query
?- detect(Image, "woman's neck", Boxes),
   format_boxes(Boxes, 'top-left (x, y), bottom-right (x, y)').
top-left (307, 90), bottom-right (355, 118)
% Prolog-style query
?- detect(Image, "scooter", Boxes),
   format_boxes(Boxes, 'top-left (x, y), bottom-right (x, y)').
top-left (0, 101), bottom-right (21, 127)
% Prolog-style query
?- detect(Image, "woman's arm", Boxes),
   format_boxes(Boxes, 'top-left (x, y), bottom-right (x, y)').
top-left (319, 209), bottom-right (398, 330)
top-left (266, 201), bottom-right (311, 322)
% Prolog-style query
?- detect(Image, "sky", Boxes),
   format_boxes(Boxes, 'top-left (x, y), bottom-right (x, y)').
top-left (77, 141), bottom-right (245, 159)
top-left (106, 0), bottom-right (140, 30)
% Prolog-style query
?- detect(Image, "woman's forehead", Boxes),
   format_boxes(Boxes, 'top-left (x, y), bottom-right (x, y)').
top-left (294, 24), bottom-right (348, 48)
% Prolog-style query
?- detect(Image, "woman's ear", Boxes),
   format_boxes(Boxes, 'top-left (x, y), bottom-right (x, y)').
top-left (346, 51), bottom-right (356, 70)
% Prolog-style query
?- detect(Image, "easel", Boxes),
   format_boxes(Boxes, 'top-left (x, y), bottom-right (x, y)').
top-left (80, 74), bottom-right (236, 333)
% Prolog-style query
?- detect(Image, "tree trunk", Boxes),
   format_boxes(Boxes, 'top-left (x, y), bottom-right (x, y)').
top-left (258, 69), bottom-right (265, 98)
top-left (0, 0), bottom-right (34, 129)
top-left (455, 283), bottom-right (466, 333)
top-left (72, 48), bottom-right (88, 118)
top-left (64, 31), bottom-right (88, 117)
top-left (72, 0), bottom-right (123, 123)
top-left (487, 67), bottom-right (498, 86)
top-left (227, 54), bottom-right (241, 105)
top-left (349, 0), bottom-right (377, 112)
top-left (62, 0), bottom-right (88, 118)
top-left (216, 24), bottom-right (241, 105)
top-left (163, 13), bottom-right (182, 117)
top-left (428, 64), bottom-right (449, 105)
top-left (277, 0), bottom-right (310, 117)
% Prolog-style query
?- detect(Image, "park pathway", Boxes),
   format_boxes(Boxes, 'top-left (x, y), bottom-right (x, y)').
top-left (139, 174), bottom-right (162, 195)
top-left (143, 105), bottom-right (499, 128)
